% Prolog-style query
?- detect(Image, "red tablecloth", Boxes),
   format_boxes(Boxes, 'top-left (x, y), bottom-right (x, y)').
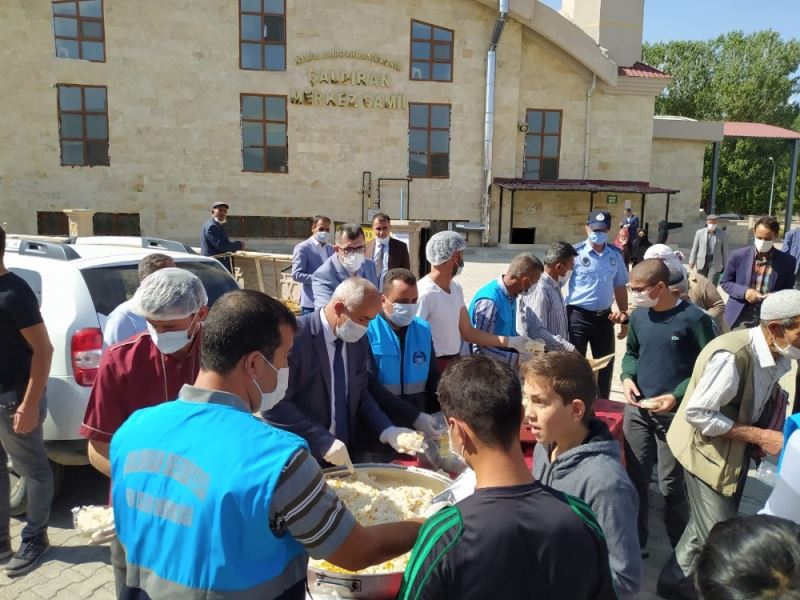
top-left (522, 398), bottom-right (625, 470)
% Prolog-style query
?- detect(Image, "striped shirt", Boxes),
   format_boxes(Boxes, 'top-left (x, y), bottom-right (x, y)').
top-left (685, 327), bottom-right (791, 437)
top-left (516, 297), bottom-right (575, 352)
top-left (270, 448), bottom-right (356, 559)
top-left (471, 277), bottom-right (517, 365)
top-left (524, 272), bottom-right (570, 340)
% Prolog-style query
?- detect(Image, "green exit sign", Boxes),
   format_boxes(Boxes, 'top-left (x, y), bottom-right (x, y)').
top-left (607, 195), bottom-right (618, 204)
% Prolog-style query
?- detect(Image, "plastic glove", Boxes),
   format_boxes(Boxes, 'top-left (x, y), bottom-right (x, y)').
top-left (380, 427), bottom-right (427, 455)
top-left (323, 439), bottom-right (354, 473)
top-left (90, 523), bottom-right (116, 545)
top-left (413, 413), bottom-right (444, 438)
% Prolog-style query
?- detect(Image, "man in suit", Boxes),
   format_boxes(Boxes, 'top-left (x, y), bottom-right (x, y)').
top-left (200, 202), bottom-right (244, 273)
top-left (623, 207), bottom-right (640, 239)
top-left (689, 214), bottom-right (728, 285)
top-left (365, 213), bottom-right (411, 290)
top-left (312, 223), bottom-right (379, 309)
top-left (782, 225), bottom-right (800, 290)
top-left (292, 215), bottom-right (334, 314)
top-left (264, 278), bottom-right (422, 468)
top-left (721, 215), bottom-right (796, 330)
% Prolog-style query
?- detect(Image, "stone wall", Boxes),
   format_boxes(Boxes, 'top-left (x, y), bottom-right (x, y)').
top-left (1, 0), bottom-right (665, 246)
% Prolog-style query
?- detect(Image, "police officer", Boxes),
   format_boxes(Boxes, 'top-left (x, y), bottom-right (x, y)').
top-left (565, 210), bottom-right (630, 398)
top-left (367, 268), bottom-right (440, 415)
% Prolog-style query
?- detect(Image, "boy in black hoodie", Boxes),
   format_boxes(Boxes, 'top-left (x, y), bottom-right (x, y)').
top-left (526, 352), bottom-right (642, 597)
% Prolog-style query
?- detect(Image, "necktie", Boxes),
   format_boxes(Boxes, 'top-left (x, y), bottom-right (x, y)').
top-left (333, 339), bottom-right (349, 443)
top-left (376, 242), bottom-right (385, 275)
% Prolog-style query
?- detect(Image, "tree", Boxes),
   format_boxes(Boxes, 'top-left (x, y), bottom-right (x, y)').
top-left (643, 31), bottom-right (800, 216)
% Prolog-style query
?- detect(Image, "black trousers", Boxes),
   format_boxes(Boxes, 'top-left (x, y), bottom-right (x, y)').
top-left (567, 306), bottom-right (615, 399)
top-left (623, 406), bottom-right (689, 550)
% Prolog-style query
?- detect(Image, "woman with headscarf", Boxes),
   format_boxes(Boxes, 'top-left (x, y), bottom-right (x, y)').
top-left (630, 229), bottom-right (652, 266)
top-left (613, 226), bottom-right (632, 267)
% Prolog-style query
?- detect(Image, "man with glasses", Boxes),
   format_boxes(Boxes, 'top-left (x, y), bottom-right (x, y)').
top-left (312, 224), bottom-right (379, 309)
top-left (620, 260), bottom-right (716, 562)
top-left (365, 213), bottom-right (410, 291)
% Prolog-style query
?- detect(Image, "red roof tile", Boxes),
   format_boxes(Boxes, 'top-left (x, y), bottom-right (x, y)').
top-left (724, 122), bottom-right (800, 140)
top-left (618, 62), bottom-right (671, 79)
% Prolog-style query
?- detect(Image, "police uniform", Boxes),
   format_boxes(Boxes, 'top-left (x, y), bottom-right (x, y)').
top-left (565, 210), bottom-right (629, 398)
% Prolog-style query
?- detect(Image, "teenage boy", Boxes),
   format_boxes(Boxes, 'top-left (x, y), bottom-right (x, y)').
top-left (621, 260), bottom-right (716, 559)
top-left (398, 355), bottom-right (616, 600)
top-left (525, 351), bottom-right (641, 597)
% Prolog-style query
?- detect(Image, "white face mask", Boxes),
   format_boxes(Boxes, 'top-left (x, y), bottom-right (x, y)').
top-left (147, 315), bottom-right (198, 355)
top-left (519, 283), bottom-right (537, 298)
top-left (774, 328), bottom-right (800, 361)
top-left (559, 269), bottom-right (573, 286)
top-left (387, 303), bottom-right (418, 328)
top-left (340, 252), bottom-right (364, 274)
top-left (253, 353), bottom-right (289, 412)
top-left (755, 238), bottom-right (774, 253)
top-left (707, 223), bottom-right (717, 232)
top-left (447, 423), bottom-right (468, 466)
top-left (336, 315), bottom-right (369, 343)
top-left (314, 231), bottom-right (329, 244)
top-left (213, 217), bottom-right (227, 225)
top-left (631, 287), bottom-right (659, 309)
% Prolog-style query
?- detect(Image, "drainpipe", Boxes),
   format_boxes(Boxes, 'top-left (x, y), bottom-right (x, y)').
top-left (583, 74), bottom-right (596, 180)
top-left (480, 0), bottom-right (508, 245)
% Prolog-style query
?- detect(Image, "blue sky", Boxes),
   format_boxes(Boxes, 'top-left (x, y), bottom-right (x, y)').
top-left (539, 0), bottom-right (800, 43)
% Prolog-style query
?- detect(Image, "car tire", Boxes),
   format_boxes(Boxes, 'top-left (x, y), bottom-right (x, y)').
top-left (9, 461), bottom-right (65, 517)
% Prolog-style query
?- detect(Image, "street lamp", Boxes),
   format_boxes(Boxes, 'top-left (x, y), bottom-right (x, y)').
top-left (768, 156), bottom-right (776, 216)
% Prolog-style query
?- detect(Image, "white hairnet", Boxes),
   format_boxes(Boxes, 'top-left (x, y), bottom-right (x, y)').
top-left (644, 244), bottom-right (683, 274)
top-left (426, 231), bottom-right (466, 266)
top-left (132, 267), bottom-right (208, 320)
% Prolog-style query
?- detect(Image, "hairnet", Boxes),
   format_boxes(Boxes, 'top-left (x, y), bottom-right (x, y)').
top-left (426, 231), bottom-right (466, 266)
top-left (131, 267), bottom-right (208, 320)
top-left (644, 244), bottom-right (683, 274)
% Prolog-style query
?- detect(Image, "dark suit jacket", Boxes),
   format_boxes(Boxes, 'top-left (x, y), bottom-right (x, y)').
top-left (292, 237), bottom-right (335, 309)
top-left (311, 255), bottom-right (379, 309)
top-left (263, 310), bottom-right (395, 460)
top-left (200, 218), bottom-right (243, 271)
top-left (721, 246), bottom-right (796, 327)
top-left (365, 237), bottom-right (411, 271)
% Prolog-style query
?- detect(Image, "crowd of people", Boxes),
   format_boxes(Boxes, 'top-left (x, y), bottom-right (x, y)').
top-left (1, 204), bottom-right (800, 599)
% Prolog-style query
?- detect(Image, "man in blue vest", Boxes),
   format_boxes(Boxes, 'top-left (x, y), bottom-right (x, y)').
top-left (368, 268), bottom-right (440, 415)
top-left (110, 290), bottom-right (422, 599)
top-left (468, 253), bottom-right (542, 366)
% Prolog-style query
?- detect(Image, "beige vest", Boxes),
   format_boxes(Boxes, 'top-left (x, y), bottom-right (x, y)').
top-left (667, 329), bottom-right (757, 497)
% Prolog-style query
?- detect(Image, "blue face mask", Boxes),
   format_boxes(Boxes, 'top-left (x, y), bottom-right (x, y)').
top-left (387, 303), bottom-right (418, 327)
top-left (588, 231), bottom-right (608, 246)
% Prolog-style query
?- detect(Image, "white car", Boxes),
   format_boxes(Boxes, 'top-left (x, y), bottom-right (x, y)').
top-left (4, 236), bottom-right (240, 513)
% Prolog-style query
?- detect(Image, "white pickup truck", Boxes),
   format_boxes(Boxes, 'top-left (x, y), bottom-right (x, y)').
top-left (4, 236), bottom-right (240, 513)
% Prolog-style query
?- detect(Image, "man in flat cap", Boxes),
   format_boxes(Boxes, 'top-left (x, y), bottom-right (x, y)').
top-left (200, 202), bottom-right (245, 273)
top-left (689, 214), bottom-right (727, 286)
top-left (659, 289), bottom-right (800, 598)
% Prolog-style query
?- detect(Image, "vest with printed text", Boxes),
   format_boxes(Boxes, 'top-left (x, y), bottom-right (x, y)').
top-left (368, 315), bottom-right (432, 397)
top-left (110, 399), bottom-right (308, 598)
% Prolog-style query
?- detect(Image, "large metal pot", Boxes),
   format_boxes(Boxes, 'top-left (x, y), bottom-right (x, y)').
top-left (307, 464), bottom-right (451, 599)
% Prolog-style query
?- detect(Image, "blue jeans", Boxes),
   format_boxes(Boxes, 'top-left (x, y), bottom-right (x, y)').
top-left (0, 390), bottom-right (53, 542)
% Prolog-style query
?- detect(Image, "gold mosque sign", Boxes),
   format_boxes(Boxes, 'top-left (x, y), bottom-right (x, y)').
top-left (290, 50), bottom-right (407, 110)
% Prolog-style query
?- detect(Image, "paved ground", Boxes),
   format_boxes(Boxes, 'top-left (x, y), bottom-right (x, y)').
top-left (0, 246), bottom-right (779, 599)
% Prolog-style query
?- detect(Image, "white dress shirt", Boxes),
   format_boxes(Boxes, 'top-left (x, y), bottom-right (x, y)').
top-left (320, 309), bottom-right (347, 435)
top-left (313, 237), bottom-right (330, 262)
top-left (685, 327), bottom-right (790, 437)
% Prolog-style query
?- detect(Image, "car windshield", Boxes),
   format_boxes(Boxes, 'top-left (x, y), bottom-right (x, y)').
top-left (81, 260), bottom-right (239, 316)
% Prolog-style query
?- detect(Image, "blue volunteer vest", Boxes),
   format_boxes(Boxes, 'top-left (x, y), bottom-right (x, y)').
top-left (367, 315), bottom-right (432, 396)
top-left (110, 399), bottom-right (307, 594)
top-left (468, 279), bottom-right (516, 336)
